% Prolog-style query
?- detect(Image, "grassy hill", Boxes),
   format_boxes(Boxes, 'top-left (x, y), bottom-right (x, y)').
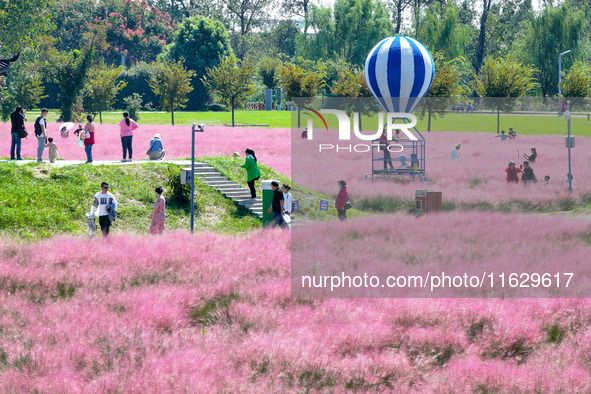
top-left (0, 162), bottom-right (264, 239)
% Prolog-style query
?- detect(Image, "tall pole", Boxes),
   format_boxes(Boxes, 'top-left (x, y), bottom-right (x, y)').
top-left (567, 102), bottom-right (572, 192)
top-left (558, 50), bottom-right (571, 117)
top-left (190, 123), bottom-right (196, 233)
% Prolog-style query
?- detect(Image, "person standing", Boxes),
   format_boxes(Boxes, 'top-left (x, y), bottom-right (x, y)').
top-left (240, 148), bottom-right (261, 200)
top-left (118, 111), bottom-right (139, 162)
top-left (266, 181), bottom-right (284, 228)
top-left (494, 130), bottom-right (508, 141)
top-left (450, 143), bottom-right (461, 161)
top-left (45, 137), bottom-right (59, 163)
top-left (149, 186), bottom-right (166, 235)
top-left (10, 105), bottom-right (26, 160)
top-left (82, 114), bottom-right (95, 163)
top-left (521, 161), bottom-right (537, 184)
top-left (523, 148), bottom-right (537, 163)
top-left (335, 180), bottom-right (348, 221)
top-left (34, 108), bottom-right (49, 163)
top-left (90, 182), bottom-right (118, 237)
top-left (378, 129), bottom-right (394, 171)
top-left (505, 161), bottom-right (522, 183)
top-left (282, 184), bottom-right (292, 230)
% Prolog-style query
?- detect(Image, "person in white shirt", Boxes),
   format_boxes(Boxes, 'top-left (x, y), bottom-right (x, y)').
top-left (34, 108), bottom-right (49, 163)
top-left (90, 182), bottom-right (118, 237)
top-left (450, 143), bottom-right (461, 161)
top-left (282, 184), bottom-right (292, 230)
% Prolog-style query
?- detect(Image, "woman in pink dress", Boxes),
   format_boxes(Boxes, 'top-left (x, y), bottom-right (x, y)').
top-left (149, 186), bottom-right (166, 235)
top-left (118, 111), bottom-right (139, 162)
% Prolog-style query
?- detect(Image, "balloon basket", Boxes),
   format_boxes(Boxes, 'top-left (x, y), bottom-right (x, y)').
top-left (370, 122), bottom-right (428, 184)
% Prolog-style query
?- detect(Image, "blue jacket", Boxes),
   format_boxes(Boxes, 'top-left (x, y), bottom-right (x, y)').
top-left (107, 203), bottom-right (117, 224)
top-left (148, 138), bottom-right (163, 151)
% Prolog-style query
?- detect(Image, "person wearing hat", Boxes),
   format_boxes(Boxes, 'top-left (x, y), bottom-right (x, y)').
top-left (450, 143), bottom-right (461, 161)
top-left (505, 161), bottom-right (522, 183)
top-left (335, 180), bottom-right (349, 221)
top-left (147, 133), bottom-right (165, 160)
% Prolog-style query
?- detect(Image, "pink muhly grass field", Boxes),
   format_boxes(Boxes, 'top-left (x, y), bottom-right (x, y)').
top-left (293, 131), bottom-right (590, 205)
top-left (1, 122), bottom-right (291, 176)
top-left (1, 213), bottom-right (591, 391)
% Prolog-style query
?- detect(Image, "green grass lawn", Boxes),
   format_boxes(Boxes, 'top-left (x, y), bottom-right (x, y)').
top-left (25, 107), bottom-right (591, 135)
top-left (0, 162), bottom-right (267, 239)
top-left (299, 111), bottom-right (591, 136)
top-left (95, 110), bottom-right (291, 128)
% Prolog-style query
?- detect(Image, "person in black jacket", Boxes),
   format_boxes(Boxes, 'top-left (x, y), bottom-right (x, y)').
top-left (10, 105), bottom-right (26, 160)
top-left (521, 161), bottom-right (537, 184)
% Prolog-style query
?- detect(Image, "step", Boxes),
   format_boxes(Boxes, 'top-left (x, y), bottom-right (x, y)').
top-left (195, 167), bottom-right (217, 173)
top-left (201, 176), bottom-right (228, 181)
top-left (204, 180), bottom-right (236, 186)
top-left (215, 185), bottom-right (243, 190)
top-left (195, 171), bottom-right (221, 177)
top-left (238, 199), bottom-right (262, 206)
top-left (223, 191), bottom-right (252, 198)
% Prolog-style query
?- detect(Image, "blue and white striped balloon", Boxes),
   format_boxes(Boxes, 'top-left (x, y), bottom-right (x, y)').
top-left (364, 36), bottom-right (435, 114)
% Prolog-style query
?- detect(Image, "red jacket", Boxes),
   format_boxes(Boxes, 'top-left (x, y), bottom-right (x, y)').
top-left (506, 167), bottom-right (521, 183)
top-left (335, 187), bottom-right (348, 210)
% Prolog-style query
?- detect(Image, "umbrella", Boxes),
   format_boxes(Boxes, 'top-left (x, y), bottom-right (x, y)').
top-left (59, 122), bottom-right (75, 131)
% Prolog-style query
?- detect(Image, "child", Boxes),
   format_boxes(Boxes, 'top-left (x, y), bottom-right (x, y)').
top-left (45, 137), bottom-right (59, 163)
top-left (72, 124), bottom-right (83, 137)
top-left (544, 175), bottom-right (550, 185)
top-left (60, 126), bottom-right (69, 138)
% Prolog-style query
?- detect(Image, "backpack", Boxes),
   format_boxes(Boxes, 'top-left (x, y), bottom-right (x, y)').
top-left (34, 115), bottom-right (44, 136)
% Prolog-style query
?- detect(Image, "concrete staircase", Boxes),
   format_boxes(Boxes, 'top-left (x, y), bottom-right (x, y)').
top-left (191, 163), bottom-right (263, 217)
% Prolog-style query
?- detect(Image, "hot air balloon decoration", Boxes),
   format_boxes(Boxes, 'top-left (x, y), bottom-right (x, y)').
top-left (364, 36), bottom-right (434, 182)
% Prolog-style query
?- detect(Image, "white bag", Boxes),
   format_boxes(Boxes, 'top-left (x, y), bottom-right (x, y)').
top-left (282, 214), bottom-right (291, 224)
top-left (76, 136), bottom-right (84, 147)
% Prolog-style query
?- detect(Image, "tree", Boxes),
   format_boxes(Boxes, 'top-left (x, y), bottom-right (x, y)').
top-left (49, 0), bottom-right (175, 63)
top-left (164, 16), bottom-right (233, 110)
top-left (474, 56), bottom-right (537, 133)
top-left (417, 2), bottom-right (471, 60)
top-left (474, 0), bottom-right (493, 74)
top-left (561, 62), bottom-right (591, 109)
top-left (83, 63), bottom-right (127, 123)
top-left (303, 0), bottom-right (391, 66)
top-left (333, 0), bottom-right (392, 66)
top-left (221, 0), bottom-right (271, 36)
top-left (258, 57), bottom-right (281, 90)
top-left (281, 0), bottom-right (314, 34)
top-left (520, 4), bottom-right (586, 96)
top-left (5, 59), bottom-right (48, 110)
top-left (49, 45), bottom-right (95, 122)
top-left (280, 62), bottom-right (325, 127)
top-left (203, 55), bottom-right (257, 127)
top-left (116, 62), bottom-right (158, 111)
top-left (387, 0), bottom-right (413, 34)
top-left (330, 64), bottom-right (375, 130)
top-left (415, 54), bottom-right (462, 131)
top-left (0, 0), bottom-right (52, 54)
top-left (149, 59), bottom-right (195, 125)
top-left (94, 0), bottom-right (175, 64)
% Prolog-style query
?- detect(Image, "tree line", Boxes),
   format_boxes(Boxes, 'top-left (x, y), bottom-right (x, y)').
top-left (0, 0), bottom-right (590, 124)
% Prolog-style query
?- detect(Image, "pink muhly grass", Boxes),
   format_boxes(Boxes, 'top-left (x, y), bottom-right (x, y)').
top-left (1, 223), bottom-right (591, 390)
top-left (0, 123), bottom-right (291, 176)
top-left (292, 131), bottom-right (590, 205)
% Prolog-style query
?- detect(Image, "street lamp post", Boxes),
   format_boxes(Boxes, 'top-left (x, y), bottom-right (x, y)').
top-left (563, 102), bottom-right (573, 192)
top-left (558, 50), bottom-right (571, 116)
top-left (190, 123), bottom-right (205, 233)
